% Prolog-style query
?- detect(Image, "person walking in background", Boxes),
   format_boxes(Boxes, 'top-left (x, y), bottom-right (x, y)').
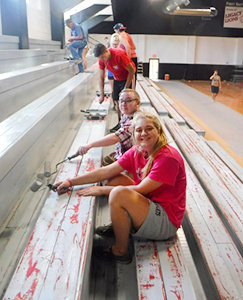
top-left (65, 19), bottom-right (87, 73)
top-left (210, 70), bottom-right (222, 102)
top-left (113, 23), bottom-right (137, 88)
top-left (55, 113), bottom-right (187, 264)
top-left (93, 43), bottom-right (136, 133)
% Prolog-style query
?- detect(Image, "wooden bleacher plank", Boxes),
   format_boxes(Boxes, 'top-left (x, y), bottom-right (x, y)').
top-left (134, 233), bottom-right (198, 300)
top-left (159, 118), bottom-right (243, 298)
top-left (144, 77), bottom-right (162, 92)
top-left (206, 140), bottom-right (243, 183)
top-left (138, 81), bottom-right (169, 115)
top-left (184, 161), bottom-right (243, 299)
top-left (156, 235), bottom-right (198, 299)
top-left (137, 74), bottom-right (145, 82)
top-left (140, 81), bottom-right (184, 123)
top-left (38, 147), bottom-right (104, 299)
top-left (164, 117), bottom-right (243, 253)
top-left (0, 61), bottom-right (74, 122)
top-left (135, 82), bottom-right (151, 106)
top-left (139, 76), bottom-right (205, 136)
top-left (159, 91), bottom-right (205, 136)
top-left (3, 120), bottom-right (106, 300)
top-left (185, 129), bottom-right (243, 203)
top-left (134, 239), bottom-right (167, 300)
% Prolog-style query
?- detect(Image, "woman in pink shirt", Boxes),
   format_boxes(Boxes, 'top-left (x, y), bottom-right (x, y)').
top-left (56, 113), bottom-right (187, 264)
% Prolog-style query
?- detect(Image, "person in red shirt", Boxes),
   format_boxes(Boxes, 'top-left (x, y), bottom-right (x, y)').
top-left (93, 43), bottom-right (136, 132)
top-left (113, 23), bottom-right (138, 87)
top-left (56, 112), bottom-right (187, 264)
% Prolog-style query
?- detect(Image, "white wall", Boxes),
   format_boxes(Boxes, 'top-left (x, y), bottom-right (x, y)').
top-left (26, 0), bottom-right (51, 40)
top-left (90, 34), bottom-right (243, 66)
top-left (136, 35), bottom-right (243, 66)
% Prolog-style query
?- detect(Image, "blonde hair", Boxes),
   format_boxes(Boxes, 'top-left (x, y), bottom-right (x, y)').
top-left (110, 33), bottom-right (120, 46)
top-left (132, 112), bottom-right (168, 178)
top-left (119, 88), bottom-right (140, 104)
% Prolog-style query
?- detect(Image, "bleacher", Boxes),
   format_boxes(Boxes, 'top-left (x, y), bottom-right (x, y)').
top-left (0, 33), bottom-right (243, 300)
top-left (0, 36), bottom-right (101, 298)
top-left (135, 76), bottom-right (243, 300)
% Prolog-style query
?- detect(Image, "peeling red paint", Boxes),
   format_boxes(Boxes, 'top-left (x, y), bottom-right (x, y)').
top-left (54, 276), bottom-right (61, 290)
top-left (142, 284), bottom-right (154, 290)
top-left (12, 278), bottom-right (38, 300)
top-left (67, 275), bottom-right (70, 290)
top-left (26, 257), bottom-right (40, 278)
top-left (70, 214), bottom-right (79, 224)
top-left (149, 274), bottom-right (155, 280)
top-left (86, 159), bottom-right (95, 172)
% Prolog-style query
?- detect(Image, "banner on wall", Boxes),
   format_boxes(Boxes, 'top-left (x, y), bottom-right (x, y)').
top-left (224, 2), bottom-right (243, 28)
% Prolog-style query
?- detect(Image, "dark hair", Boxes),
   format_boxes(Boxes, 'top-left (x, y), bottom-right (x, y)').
top-left (93, 43), bottom-right (106, 57)
top-left (65, 19), bottom-right (72, 25)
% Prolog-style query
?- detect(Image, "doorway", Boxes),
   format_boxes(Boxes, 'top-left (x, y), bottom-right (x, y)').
top-left (149, 58), bottom-right (159, 79)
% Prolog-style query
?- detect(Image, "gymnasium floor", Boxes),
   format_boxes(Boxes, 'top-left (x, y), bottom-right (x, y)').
top-left (154, 79), bottom-right (243, 167)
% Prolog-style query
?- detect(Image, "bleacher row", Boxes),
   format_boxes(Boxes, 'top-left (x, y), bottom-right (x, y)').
top-left (0, 53), bottom-right (243, 300)
top-left (0, 51), bottom-right (99, 298)
top-left (136, 74), bottom-right (243, 300)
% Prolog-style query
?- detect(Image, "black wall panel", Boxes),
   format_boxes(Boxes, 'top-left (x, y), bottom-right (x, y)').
top-left (143, 63), bottom-right (235, 81)
top-left (89, 0), bottom-right (243, 37)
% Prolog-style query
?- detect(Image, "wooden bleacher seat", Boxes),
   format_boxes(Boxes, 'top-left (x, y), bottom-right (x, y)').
top-left (134, 81), bottom-right (243, 299)
top-left (0, 68), bottom-right (99, 233)
top-left (135, 82), bottom-right (151, 106)
top-left (2, 117), bottom-right (107, 300)
top-left (137, 81), bottom-right (168, 115)
top-left (134, 231), bottom-right (201, 300)
top-left (0, 61), bottom-right (75, 121)
top-left (164, 117), bottom-right (243, 253)
top-left (140, 80), bottom-right (185, 124)
top-left (206, 140), bottom-right (243, 183)
top-left (139, 75), bottom-right (205, 136)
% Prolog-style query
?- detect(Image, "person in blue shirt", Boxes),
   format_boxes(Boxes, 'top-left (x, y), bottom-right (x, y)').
top-left (65, 19), bottom-right (87, 73)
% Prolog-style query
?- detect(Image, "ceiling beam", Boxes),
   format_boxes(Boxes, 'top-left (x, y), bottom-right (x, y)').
top-left (71, 4), bottom-right (109, 23)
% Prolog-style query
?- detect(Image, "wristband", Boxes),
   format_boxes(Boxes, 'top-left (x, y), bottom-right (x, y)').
top-left (67, 178), bottom-right (73, 187)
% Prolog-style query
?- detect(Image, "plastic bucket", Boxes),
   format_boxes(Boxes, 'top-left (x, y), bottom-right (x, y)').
top-left (164, 74), bottom-right (170, 81)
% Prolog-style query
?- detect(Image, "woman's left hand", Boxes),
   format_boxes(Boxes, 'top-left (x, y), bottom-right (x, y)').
top-left (76, 186), bottom-right (105, 196)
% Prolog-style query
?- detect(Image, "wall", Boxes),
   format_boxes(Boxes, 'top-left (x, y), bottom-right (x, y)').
top-left (90, 33), bottom-right (243, 65)
top-left (26, 0), bottom-right (51, 40)
top-left (90, 0), bottom-right (243, 37)
top-left (90, 33), bottom-right (243, 80)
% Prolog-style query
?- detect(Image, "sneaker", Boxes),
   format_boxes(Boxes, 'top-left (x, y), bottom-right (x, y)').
top-left (110, 123), bottom-right (121, 133)
top-left (96, 223), bottom-right (114, 237)
top-left (94, 246), bottom-right (132, 264)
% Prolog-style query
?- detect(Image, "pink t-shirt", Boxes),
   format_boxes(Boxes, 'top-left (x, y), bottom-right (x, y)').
top-left (99, 48), bottom-right (135, 81)
top-left (118, 145), bottom-right (187, 228)
top-left (120, 33), bottom-right (137, 58)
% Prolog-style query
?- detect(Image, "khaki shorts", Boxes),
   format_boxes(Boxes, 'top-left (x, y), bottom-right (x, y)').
top-left (131, 200), bottom-right (178, 240)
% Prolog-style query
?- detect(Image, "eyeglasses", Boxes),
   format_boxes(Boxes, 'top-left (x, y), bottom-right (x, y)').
top-left (119, 98), bottom-right (138, 104)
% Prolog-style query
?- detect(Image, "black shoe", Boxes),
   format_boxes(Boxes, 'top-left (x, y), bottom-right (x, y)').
top-left (96, 223), bottom-right (114, 237)
top-left (110, 123), bottom-right (120, 133)
top-left (94, 246), bottom-right (132, 264)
